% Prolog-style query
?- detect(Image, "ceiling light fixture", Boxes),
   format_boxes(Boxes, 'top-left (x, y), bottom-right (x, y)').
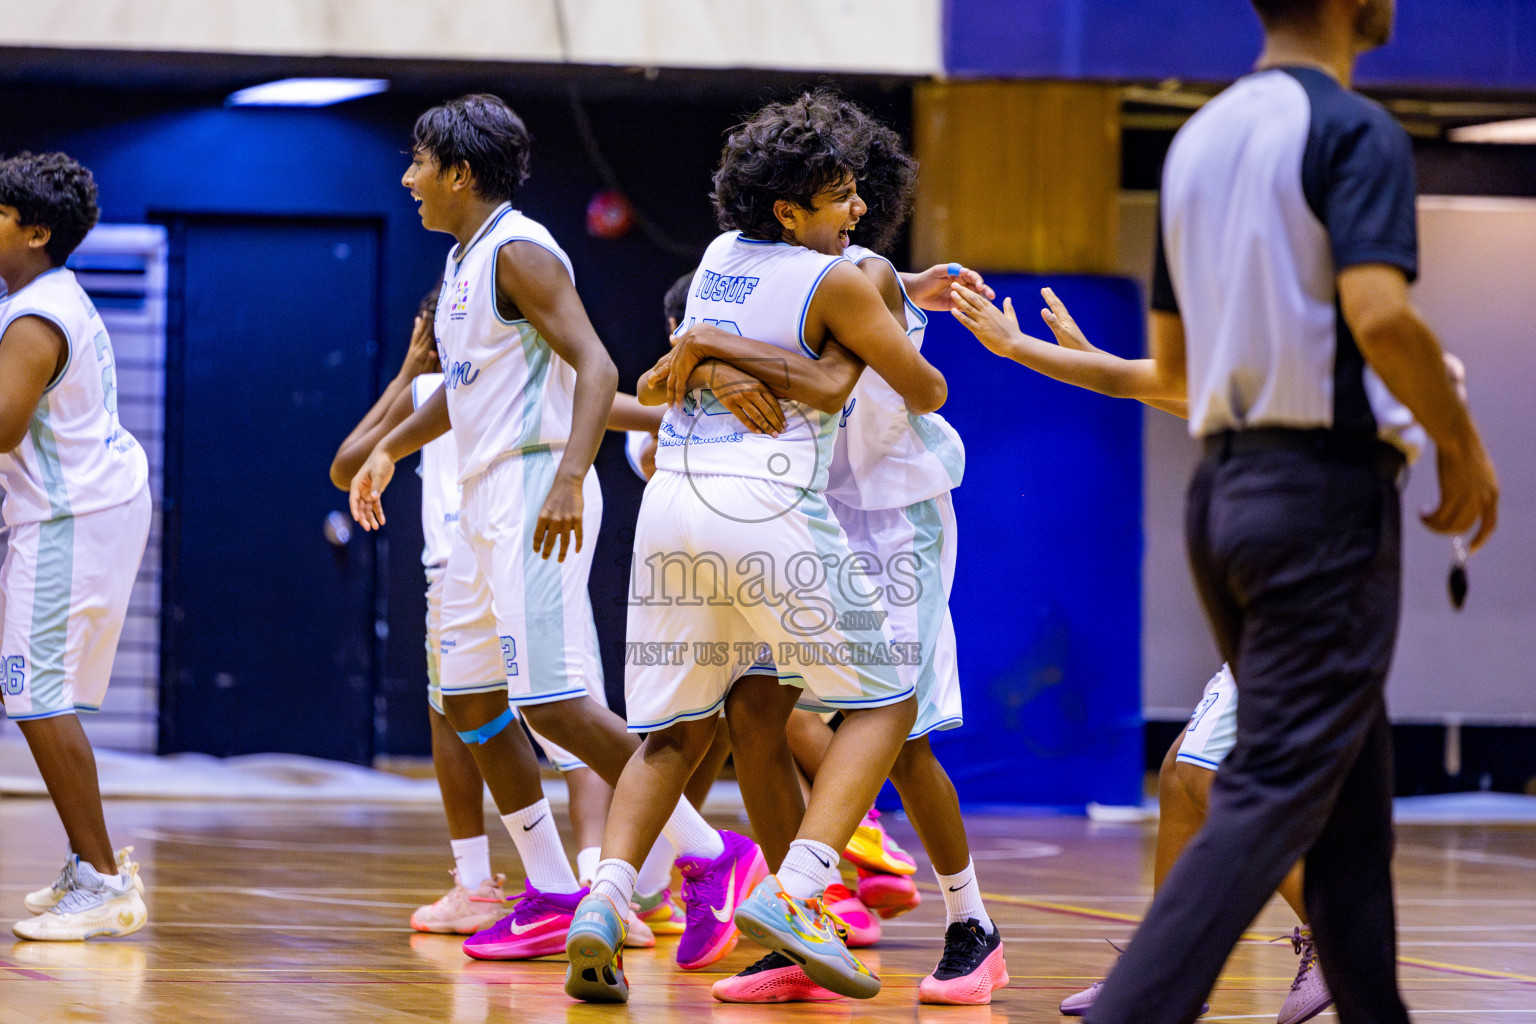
top-left (227, 78), bottom-right (389, 107)
top-left (1447, 117), bottom-right (1536, 144)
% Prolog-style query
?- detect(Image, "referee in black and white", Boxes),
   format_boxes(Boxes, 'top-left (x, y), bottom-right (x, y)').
top-left (1083, 1), bottom-right (1500, 1023)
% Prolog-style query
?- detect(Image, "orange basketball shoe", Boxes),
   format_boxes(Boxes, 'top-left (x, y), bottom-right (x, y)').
top-left (843, 809), bottom-right (916, 876)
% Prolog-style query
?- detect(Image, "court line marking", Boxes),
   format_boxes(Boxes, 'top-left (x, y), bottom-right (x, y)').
top-left (0, 957), bottom-right (55, 982)
top-left (241, 888), bottom-right (419, 910)
top-left (130, 828), bottom-right (444, 856)
top-left (947, 888), bottom-right (1536, 986)
top-left (1398, 846), bottom-right (1536, 871)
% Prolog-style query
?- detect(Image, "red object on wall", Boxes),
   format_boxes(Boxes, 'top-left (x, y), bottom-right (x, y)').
top-left (586, 190), bottom-right (635, 239)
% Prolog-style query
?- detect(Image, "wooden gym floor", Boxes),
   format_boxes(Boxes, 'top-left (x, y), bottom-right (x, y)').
top-left (1, 797), bottom-right (1533, 1023)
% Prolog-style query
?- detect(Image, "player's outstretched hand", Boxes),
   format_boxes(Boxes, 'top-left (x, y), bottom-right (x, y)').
top-left (534, 474), bottom-right (584, 562)
top-left (949, 283), bottom-right (1035, 360)
top-left (709, 362), bottom-right (785, 436)
top-left (1039, 288), bottom-right (1101, 354)
top-left (907, 264), bottom-right (995, 311)
top-left (401, 312), bottom-right (441, 378)
top-left (349, 450), bottom-right (396, 531)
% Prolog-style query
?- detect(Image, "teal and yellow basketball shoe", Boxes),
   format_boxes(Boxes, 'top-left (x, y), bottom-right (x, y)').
top-left (733, 875), bottom-right (881, 999)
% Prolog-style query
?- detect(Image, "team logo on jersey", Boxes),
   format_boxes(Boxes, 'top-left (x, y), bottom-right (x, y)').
top-left (448, 278), bottom-right (471, 321)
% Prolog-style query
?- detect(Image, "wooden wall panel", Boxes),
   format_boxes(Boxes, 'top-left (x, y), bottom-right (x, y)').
top-left (913, 80), bottom-right (1120, 273)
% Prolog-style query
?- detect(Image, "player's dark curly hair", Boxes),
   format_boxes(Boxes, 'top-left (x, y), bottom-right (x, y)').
top-left (0, 152), bottom-right (100, 266)
top-left (849, 116), bottom-right (916, 255)
top-left (711, 90), bottom-right (877, 242)
top-left (412, 94), bottom-right (531, 204)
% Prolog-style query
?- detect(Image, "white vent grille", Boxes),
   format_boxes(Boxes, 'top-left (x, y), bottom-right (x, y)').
top-left (68, 225), bottom-right (169, 753)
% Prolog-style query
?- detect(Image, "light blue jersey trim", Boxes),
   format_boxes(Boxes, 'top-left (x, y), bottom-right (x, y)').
top-left (489, 235), bottom-right (576, 326)
top-left (6, 707), bottom-right (80, 722)
top-left (509, 686), bottom-right (588, 708)
top-left (514, 325), bottom-right (552, 452)
top-left (27, 399), bottom-right (75, 520)
top-left (2, 309), bottom-right (75, 393)
top-left (28, 516), bottom-right (75, 715)
top-left (437, 679), bottom-right (510, 697)
top-left (1176, 752), bottom-right (1222, 769)
top-left (818, 687), bottom-right (916, 709)
top-left (902, 498), bottom-right (946, 704)
top-left (909, 715), bottom-right (963, 739)
top-left (847, 249), bottom-right (930, 334)
top-left (520, 450), bottom-right (571, 702)
top-left (799, 490), bottom-right (906, 698)
top-left (451, 203), bottom-right (515, 273)
top-left (626, 693), bottom-right (728, 733)
top-left (796, 258), bottom-right (848, 360)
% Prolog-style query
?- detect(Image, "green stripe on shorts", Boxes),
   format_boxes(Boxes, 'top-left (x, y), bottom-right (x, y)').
top-left (901, 498), bottom-right (947, 713)
top-left (521, 450), bottom-right (568, 693)
top-left (29, 516), bottom-right (75, 714)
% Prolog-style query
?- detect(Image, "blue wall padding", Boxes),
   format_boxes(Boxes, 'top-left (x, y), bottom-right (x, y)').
top-left (909, 273), bottom-right (1145, 810)
top-left (946, 0), bottom-right (1536, 90)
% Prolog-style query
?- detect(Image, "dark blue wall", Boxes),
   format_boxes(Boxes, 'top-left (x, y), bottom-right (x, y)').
top-left (947, 0), bottom-right (1536, 90)
top-left (923, 274), bottom-right (1145, 809)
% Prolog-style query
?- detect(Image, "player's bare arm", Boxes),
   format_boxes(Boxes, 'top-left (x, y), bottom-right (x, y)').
top-left (949, 283), bottom-right (1186, 406)
top-left (662, 323), bottom-right (865, 416)
top-left (659, 256), bottom-right (911, 416)
top-left (332, 385), bottom-right (417, 491)
top-left (608, 392), bottom-right (663, 433)
top-left (349, 384), bottom-right (451, 531)
top-left (805, 261), bottom-right (946, 414)
top-left (639, 349), bottom-right (787, 435)
top-left (330, 310), bottom-right (441, 488)
top-left (1339, 262), bottom-right (1499, 549)
top-left (0, 316), bottom-right (66, 452)
top-left (495, 240), bottom-right (619, 562)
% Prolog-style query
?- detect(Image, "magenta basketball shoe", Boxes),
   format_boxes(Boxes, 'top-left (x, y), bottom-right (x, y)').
top-left (462, 881), bottom-right (585, 960)
top-left (675, 830), bottom-right (769, 970)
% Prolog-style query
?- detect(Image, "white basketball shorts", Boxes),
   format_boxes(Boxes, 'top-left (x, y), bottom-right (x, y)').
top-left (624, 470), bottom-right (913, 733)
top-left (827, 493), bottom-right (961, 739)
top-left (1176, 663), bottom-right (1238, 769)
top-left (434, 451), bottom-right (604, 769)
top-left (1, 485), bottom-right (151, 720)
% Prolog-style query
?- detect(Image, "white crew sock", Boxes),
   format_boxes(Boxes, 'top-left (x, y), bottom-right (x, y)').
top-left (576, 846), bottom-right (601, 887)
top-left (501, 799), bottom-right (580, 894)
top-left (935, 859), bottom-right (992, 931)
top-left (451, 834), bottom-right (492, 890)
top-left (660, 800), bottom-right (725, 861)
top-left (635, 834), bottom-right (678, 897)
top-left (779, 840), bottom-right (839, 901)
top-left (590, 858), bottom-right (639, 911)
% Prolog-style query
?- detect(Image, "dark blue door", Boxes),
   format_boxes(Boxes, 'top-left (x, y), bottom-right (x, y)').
top-left (161, 217), bottom-right (381, 763)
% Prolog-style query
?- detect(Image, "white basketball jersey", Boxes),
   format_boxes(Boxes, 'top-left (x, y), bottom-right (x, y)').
top-left (0, 268), bottom-right (148, 526)
top-left (824, 246), bottom-right (965, 510)
top-left (433, 203), bottom-right (579, 484)
top-left (655, 232), bottom-right (844, 490)
top-left (411, 373), bottom-right (461, 568)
